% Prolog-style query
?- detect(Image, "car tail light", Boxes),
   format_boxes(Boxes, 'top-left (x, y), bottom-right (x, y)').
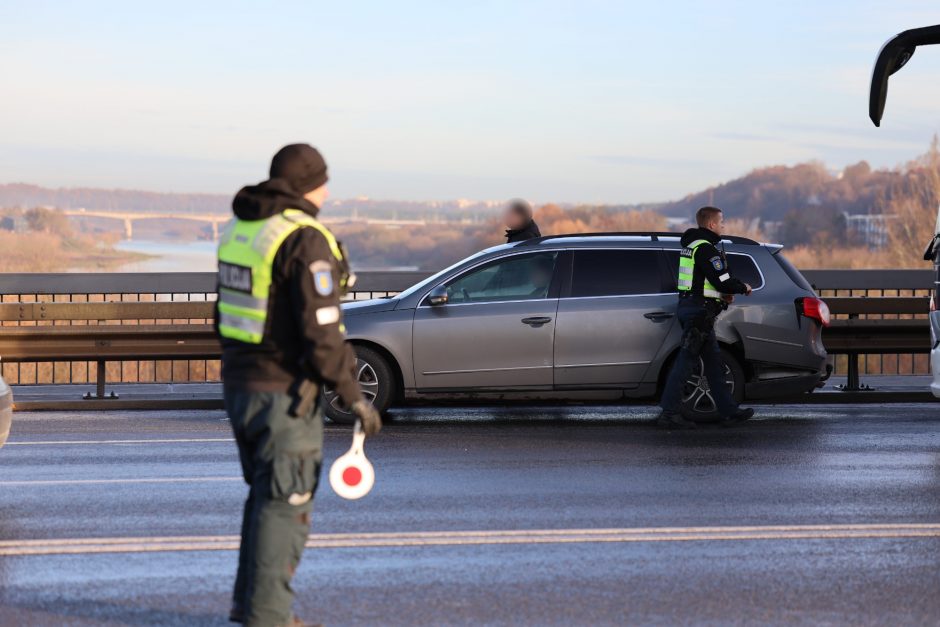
top-left (798, 297), bottom-right (830, 327)
top-left (931, 294), bottom-right (937, 312)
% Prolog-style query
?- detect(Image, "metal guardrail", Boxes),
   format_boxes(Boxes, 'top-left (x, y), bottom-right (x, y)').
top-left (0, 271), bottom-right (431, 296)
top-left (0, 269), bottom-right (934, 397)
top-left (804, 269), bottom-right (932, 387)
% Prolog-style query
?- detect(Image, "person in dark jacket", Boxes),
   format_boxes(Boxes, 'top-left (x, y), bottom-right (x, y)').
top-left (657, 206), bottom-right (754, 430)
top-left (216, 143), bottom-right (382, 627)
top-left (504, 199), bottom-right (541, 243)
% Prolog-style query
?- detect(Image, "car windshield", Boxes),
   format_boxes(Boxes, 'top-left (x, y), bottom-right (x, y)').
top-left (393, 247), bottom-right (500, 300)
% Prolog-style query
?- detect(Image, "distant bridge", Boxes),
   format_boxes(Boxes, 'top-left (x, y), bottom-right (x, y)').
top-left (63, 210), bottom-right (230, 240)
top-left (63, 210), bottom-right (435, 240)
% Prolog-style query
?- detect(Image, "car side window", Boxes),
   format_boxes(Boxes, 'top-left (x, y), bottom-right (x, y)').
top-left (662, 250), bottom-right (764, 290)
top-left (444, 252), bottom-right (559, 304)
top-left (726, 255), bottom-right (764, 289)
top-left (569, 250), bottom-right (666, 297)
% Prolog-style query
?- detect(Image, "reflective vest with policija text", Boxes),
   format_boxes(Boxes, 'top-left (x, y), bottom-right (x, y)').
top-left (216, 209), bottom-right (355, 344)
top-left (677, 239), bottom-right (723, 301)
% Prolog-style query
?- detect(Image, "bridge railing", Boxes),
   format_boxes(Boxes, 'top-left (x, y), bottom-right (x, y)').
top-left (803, 269), bottom-right (932, 380)
top-left (0, 272), bottom-right (429, 386)
top-left (0, 269), bottom-right (933, 387)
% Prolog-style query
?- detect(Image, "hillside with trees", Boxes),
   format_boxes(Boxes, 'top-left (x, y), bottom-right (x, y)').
top-left (4, 138), bottom-right (940, 271)
top-left (657, 160), bottom-right (901, 221)
top-left (0, 183), bottom-right (503, 220)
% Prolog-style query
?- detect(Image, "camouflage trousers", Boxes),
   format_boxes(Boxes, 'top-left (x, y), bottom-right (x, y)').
top-left (224, 388), bottom-right (323, 627)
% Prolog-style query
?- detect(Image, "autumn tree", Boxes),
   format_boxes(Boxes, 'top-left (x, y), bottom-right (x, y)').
top-left (884, 136), bottom-right (940, 268)
top-left (24, 207), bottom-right (73, 237)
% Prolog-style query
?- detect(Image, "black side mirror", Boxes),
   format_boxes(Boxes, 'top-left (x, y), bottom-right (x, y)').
top-left (427, 285), bottom-right (449, 306)
top-left (923, 233), bottom-right (940, 262)
top-left (869, 25), bottom-right (940, 126)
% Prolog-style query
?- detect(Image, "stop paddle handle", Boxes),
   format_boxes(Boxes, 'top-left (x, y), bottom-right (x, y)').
top-left (329, 420), bottom-right (375, 500)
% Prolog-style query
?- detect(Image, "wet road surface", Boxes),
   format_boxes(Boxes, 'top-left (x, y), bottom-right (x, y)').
top-left (1, 404), bottom-right (939, 626)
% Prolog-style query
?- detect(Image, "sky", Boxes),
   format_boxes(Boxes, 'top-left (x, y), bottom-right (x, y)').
top-left (1, 0), bottom-right (940, 204)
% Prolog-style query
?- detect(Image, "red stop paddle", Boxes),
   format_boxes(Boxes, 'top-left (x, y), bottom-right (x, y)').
top-left (329, 420), bottom-right (375, 500)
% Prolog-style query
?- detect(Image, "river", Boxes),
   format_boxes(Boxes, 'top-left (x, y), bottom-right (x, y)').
top-left (115, 240), bottom-right (218, 272)
top-left (112, 240), bottom-right (418, 273)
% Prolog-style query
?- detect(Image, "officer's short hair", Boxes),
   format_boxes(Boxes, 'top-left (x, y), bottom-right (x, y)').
top-left (696, 206), bottom-right (722, 227)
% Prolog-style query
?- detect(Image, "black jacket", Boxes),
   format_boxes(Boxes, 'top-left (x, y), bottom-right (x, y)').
top-left (216, 178), bottom-right (361, 407)
top-left (506, 220), bottom-right (541, 243)
top-left (679, 227), bottom-right (749, 299)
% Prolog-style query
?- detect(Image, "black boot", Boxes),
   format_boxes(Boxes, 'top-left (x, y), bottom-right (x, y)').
top-left (720, 407), bottom-right (754, 427)
top-left (655, 411), bottom-right (697, 430)
top-left (229, 603), bottom-right (244, 623)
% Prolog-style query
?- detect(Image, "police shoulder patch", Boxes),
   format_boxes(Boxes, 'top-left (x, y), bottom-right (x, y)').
top-left (309, 260), bottom-right (334, 296)
top-left (710, 256), bottom-right (725, 271)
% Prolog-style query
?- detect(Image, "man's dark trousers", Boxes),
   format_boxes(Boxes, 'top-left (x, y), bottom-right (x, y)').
top-left (660, 298), bottom-right (738, 416)
top-left (224, 388), bottom-right (323, 626)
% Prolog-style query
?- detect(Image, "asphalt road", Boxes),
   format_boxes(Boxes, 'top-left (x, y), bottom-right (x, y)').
top-left (1, 404), bottom-right (939, 626)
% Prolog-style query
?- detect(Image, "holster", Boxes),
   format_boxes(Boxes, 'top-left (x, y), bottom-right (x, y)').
top-left (681, 326), bottom-right (706, 355)
top-left (288, 378), bottom-right (320, 418)
top-left (681, 312), bottom-right (715, 356)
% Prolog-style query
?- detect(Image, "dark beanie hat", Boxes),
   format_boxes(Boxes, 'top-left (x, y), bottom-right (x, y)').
top-left (269, 143), bottom-right (329, 194)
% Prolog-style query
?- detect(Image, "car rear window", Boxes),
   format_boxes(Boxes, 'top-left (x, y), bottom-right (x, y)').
top-left (663, 250), bottom-right (764, 290)
top-left (773, 252), bottom-right (815, 292)
top-left (569, 250), bottom-right (665, 297)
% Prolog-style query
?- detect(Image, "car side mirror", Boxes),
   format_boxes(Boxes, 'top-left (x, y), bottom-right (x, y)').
top-left (869, 25), bottom-right (940, 126)
top-left (427, 285), bottom-right (449, 306)
top-left (924, 233), bottom-right (940, 262)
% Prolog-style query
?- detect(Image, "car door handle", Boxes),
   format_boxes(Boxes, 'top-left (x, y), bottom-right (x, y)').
top-left (643, 311), bottom-right (675, 321)
top-left (521, 316), bottom-right (553, 327)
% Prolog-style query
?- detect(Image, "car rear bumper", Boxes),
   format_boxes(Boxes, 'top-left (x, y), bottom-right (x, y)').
top-left (931, 347), bottom-right (940, 399)
top-left (0, 379), bottom-right (12, 449)
top-left (745, 371), bottom-right (825, 399)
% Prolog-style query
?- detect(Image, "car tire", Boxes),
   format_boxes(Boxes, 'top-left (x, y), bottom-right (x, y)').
top-left (678, 348), bottom-right (745, 423)
top-left (323, 345), bottom-right (396, 425)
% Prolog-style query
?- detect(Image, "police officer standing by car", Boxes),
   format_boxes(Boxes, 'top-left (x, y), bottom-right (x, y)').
top-left (216, 143), bottom-right (382, 627)
top-left (657, 206), bottom-right (754, 429)
top-left (504, 198), bottom-right (541, 243)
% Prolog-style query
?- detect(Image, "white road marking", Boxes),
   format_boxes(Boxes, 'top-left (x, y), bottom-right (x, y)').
top-left (5, 438), bottom-right (234, 446)
top-left (0, 476), bottom-right (241, 487)
top-left (2, 524), bottom-right (938, 556)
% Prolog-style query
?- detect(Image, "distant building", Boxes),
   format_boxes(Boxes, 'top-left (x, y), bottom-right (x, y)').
top-left (0, 215), bottom-right (27, 232)
top-left (761, 220), bottom-right (783, 241)
top-left (843, 213), bottom-right (896, 249)
top-left (666, 217), bottom-right (690, 231)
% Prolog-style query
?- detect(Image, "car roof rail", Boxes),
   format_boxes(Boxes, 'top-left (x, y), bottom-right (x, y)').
top-left (515, 232), bottom-right (762, 246)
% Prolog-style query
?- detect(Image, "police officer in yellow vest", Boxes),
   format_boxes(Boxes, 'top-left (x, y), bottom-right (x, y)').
top-left (657, 206), bottom-right (754, 430)
top-left (216, 143), bottom-right (382, 627)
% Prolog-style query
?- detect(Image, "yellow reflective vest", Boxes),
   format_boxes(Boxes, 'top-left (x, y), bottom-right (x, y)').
top-left (216, 209), bottom-right (349, 344)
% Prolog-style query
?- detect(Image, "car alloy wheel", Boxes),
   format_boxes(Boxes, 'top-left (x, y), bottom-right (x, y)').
top-left (324, 358), bottom-right (379, 419)
top-left (677, 348), bottom-right (744, 422)
top-left (323, 345), bottom-right (397, 425)
top-left (681, 358), bottom-right (735, 416)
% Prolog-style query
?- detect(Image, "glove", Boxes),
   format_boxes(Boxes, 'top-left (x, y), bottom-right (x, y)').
top-left (351, 399), bottom-right (382, 436)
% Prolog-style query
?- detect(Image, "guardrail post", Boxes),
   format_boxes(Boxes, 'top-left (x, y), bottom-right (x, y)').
top-left (846, 353), bottom-right (860, 391)
top-left (838, 312), bottom-right (871, 392)
top-left (84, 360), bottom-right (118, 400)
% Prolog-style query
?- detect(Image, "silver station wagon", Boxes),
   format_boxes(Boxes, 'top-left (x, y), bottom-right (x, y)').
top-left (325, 233), bottom-right (829, 422)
